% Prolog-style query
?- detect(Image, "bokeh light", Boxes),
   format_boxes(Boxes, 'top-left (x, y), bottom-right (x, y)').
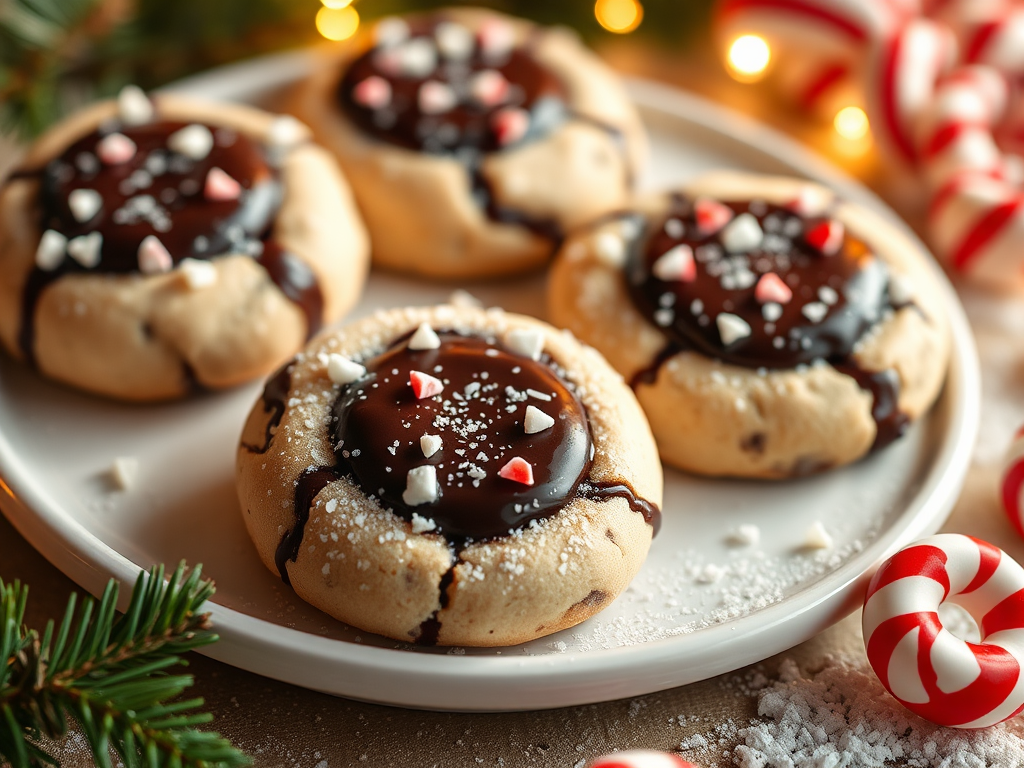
top-left (727, 35), bottom-right (771, 81)
top-left (595, 0), bottom-right (643, 34)
top-left (834, 106), bottom-right (870, 141)
top-left (316, 5), bottom-right (359, 41)
top-left (320, 0), bottom-right (353, 8)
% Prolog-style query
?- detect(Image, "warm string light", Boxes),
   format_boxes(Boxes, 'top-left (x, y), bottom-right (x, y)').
top-left (317, 2), bottom-right (359, 41)
top-left (595, 0), bottom-right (643, 34)
top-left (726, 34), bottom-right (771, 81)
top-left (834, 106), bottom-right (870, 141)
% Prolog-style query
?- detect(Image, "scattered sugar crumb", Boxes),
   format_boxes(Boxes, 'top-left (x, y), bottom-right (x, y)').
top-left (109, 457), bottom-right (139, 490)
top-left (803, 521), bottom-right (833, 550)
top-left (728, 524), bottom-right (760, 547)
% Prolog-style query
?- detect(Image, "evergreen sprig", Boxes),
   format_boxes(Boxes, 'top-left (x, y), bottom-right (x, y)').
top-left (0, 563), bottom-right (249, 768)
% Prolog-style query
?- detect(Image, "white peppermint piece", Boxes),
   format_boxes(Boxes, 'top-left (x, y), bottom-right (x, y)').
top-left (117, 85), bottom-right (153, 125)
top-left (327, 354), bottom-right (366, 385)
top-left (524, 405), bottom-right (555, 435)
top-left (802, 301), bottom-right (828, 323)
top-left (68, 188), bottom-right (102, 223)
top-left (716, 313), bottom-right (751, 346)
top-left (804, 520), bottom-right (833, 550)
top-left (167, 124), bottom-right (214, 161)
top-left (818, 286), bottom-right (839, 305)
top-left (720, 212), bottom-right (763, 253)
top-left (435, 21), bottom-right (474, 60)
top-left (762, 302), bottom-right (783, 322)
top-left (267, 115), bottom-right (307, 150)
top-left (504, 328), bottom-right (544, 360)
top-left (403, 465), bottom-right (438, 507)
top-left (408, 323), bottom-right (441, 350)
top-left (593, 231), bottom-right (626, 267)
top-left (410, 513), bottom-right (437, 534)
top-left (418, 80), bottom-right (458, 114)
top-left (400, 38), bottom-right (438, 78)
top-left (729, 524), bottom-right (761, 547)
top-left (652, 244), bottom-right (694, 281)
top-left (138, 235), bottom-right (172, 274)
top-left (889, 273), bottom-right (915, 305)
top-left (177, 258), bottom-right (217, 289)
top-left (67, 232), bottom-right (103, 268)
top-left (420, 434), bottom-right (442, 458)
top-left (110, 456), bottom-right (139, 491)
top-left (35, 230), bottom-right (67, 271)
top-left (375, 16), bottom-right (410, 47)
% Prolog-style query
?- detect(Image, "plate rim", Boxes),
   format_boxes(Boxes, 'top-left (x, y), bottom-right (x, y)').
top-left (0, 52), bottom-right (981, 711)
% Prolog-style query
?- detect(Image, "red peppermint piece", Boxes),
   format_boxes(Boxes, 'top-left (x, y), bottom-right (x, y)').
top-left (754, 272), bottom-right (793, 304)
top-left (784, 187), bottom-right (824, 216)
top-left (694, 198), bottom-right (734, 235)
top-left (410, 370), bottom-right (444, 399)
top-left (478, 18), bottom-right (515, 58)
top-left (96, 133), bottom-right (137, 165)
top-left (470, 69), bottom-right (509, 106)
top-left (805, 219), bottom-right (845, 256)
top-left (353, 75), bottom-right (392, 109)
top-left (204, 168), bottom-right (242, 201)
top-left (491, 107), bottom-right (529, 147)
top-left (498, 457), bottom-right (534, 486)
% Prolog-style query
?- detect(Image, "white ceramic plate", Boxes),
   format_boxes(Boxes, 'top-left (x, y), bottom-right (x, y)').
top-left (0, 52), bottom-right (980, 712)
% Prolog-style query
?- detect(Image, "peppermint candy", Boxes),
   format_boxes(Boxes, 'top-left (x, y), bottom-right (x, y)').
top-left (588, 750), bottom-right (698, 768)
top-left (863, 534), bottom-right (1024, 728)
top-left (1001, 426), bottom-right (1024, 540)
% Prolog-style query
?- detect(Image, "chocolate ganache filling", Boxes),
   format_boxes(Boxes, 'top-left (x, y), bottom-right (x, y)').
top-left (14, 115), bottom-right (323, 364)
top-left (626, 196), bottom-right (909, 449)
top-left (331, 331), bottom-right (594, 543)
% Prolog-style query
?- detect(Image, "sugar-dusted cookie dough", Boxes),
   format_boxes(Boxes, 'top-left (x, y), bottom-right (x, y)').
top-left (237, 305), bottom-right (662, 646)
top-left (294, 8), bottom-right (646, 278)
top-left (0, 87), bottom-right (369, 401)
top-left (548, 172), bottom-right (950, 478)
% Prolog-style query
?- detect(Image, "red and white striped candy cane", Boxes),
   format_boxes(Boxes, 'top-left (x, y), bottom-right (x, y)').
top-left (1001, 426), bottom-right (1024, 540)
top-left (863, 534), bottom-right (1024, 728)
top-left (589, 751), bottom-right (698, 768)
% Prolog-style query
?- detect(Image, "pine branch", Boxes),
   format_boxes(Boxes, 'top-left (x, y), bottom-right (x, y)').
top-left (0, 563), bottom-right (250, 768)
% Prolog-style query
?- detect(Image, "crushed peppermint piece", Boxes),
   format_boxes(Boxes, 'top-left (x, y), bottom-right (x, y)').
top-left (652, 244), bottom-right (696, 282)
top-left (786, 185), bottom-right (830, 216)
top-left (524, 405), bottom-right (555, 434)
top-left (67, 232), bottom-right (102, 268)
top-left (478, 17), bottom-right (515, 59)
top-left (410, 370), bottom-right (444, 399)
top-left (470, 69), bottom-right (509, 106)
top-left (410, 513), bottom-right (438, 534)
top-left (167, 124), bottom-right (214, 161)
top-left (68, 188), bottom-right (102, 223)
top-left (117, 85), bottom-right (153, 125)
top-left (526, 388), bottom-right (552, 401)
top-left (498, 456), bottom-right (534, 486)
top-left (177, 258), bottom-right (217, 289)
top-left (716, 313), bottom-right (751, 346)
top-left (818, 285), bottom-right (839, 305)
top-left (96, 132), bottom-right (137, 165)
top-left (664, 217), bottom-right (684, 238)
top-left (137, 235), bottom-right (173, 274)
top-left (353, 75), bottom-right (392, 109)
top-left (805, 219), bottom-right (844, 255)
top-left (889, 273), bottom-right (914, 305)
top-left (408, 323), bottom-right (441, 351)
top-left (435, 21), bottom-right (474, 60)
top-left (762, 302), bottom-right (783, 322)
top-left (504, 328), bottom-right (544, 360)
top-left (720, 212), bottom-right (763, 253)
top-left (398, 38), bottom-right (438, 78)
top-left (729, 524), bottom-right (761, 546)
top-left (694, 198), bottom-right (734, 234)
top-left (35, 230), bottom-right (67, 271)
top-left (403, 465), bottom-right (438, 506)
top-left (802, 301), bottom-right (828, 323)
top-left (109, 456), bottom-right (139, 491)
top-left (418, 80), bottom-right (458, 114)
top-left (804, 520), bottom-right (833, 549)
top-left (374, 16), bottom-right (410, 47)
top-left (490, 107), bottom-right (529, 146)
top-left (593, 231), bottom-right (626, 267)
top-left (420, 434), bottom-right (442, 458)
top-left (328, 354), bottom-right (366, 385)
top-left (267, 115), bottom-right (307, 150)
top-left (755, 272), bottom-right (793, 304)
top-left (204, 167), bottom-right (241, 201)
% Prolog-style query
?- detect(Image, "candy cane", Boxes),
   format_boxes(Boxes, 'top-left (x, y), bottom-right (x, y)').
top-left (863, 534), bottom-right (1024, 728)
top-left (1001, 426), bottom-right (1024, 540)
top-left (589, 751), bottom-right (698, 768)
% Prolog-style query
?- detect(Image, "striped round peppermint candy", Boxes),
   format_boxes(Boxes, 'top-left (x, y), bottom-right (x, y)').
top-left (589, 750), bottom-right (698, 768)
top-left (1001, 426), bottom-right (1024, 540)
top-left (863, 534), bottom-right (1024, 728)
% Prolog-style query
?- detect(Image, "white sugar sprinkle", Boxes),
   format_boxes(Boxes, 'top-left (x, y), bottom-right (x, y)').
top-left (762, 302), bottom-right (783, 322)
top-left (802, 302), bottom-right (828, 323)
top-left (729, 524), bottom-right (761, 547)
top-left (410, 513), bottom-right (437, 534)
top-left (67, 232), bottom-right (102, 268)
top-left (420, 434), bottom-right (442, 458)
top-left (35, 230), bottom-right (67, 271)
top-left (716, 313), bottom-right (751, 346)
top-left (68, 188), bottom-right (102, 222)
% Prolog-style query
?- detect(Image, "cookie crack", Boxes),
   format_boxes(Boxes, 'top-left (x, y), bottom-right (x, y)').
top-left (415, 557), bottom-right (460, 646)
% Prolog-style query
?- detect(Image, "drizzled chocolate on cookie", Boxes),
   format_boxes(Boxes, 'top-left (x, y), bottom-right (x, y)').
top-left (338, 16), bottom-right (567, 155)
top-left (626, 194), bottom-right (912, 448)
top-left (13, 88), bottom-right (322, 363)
